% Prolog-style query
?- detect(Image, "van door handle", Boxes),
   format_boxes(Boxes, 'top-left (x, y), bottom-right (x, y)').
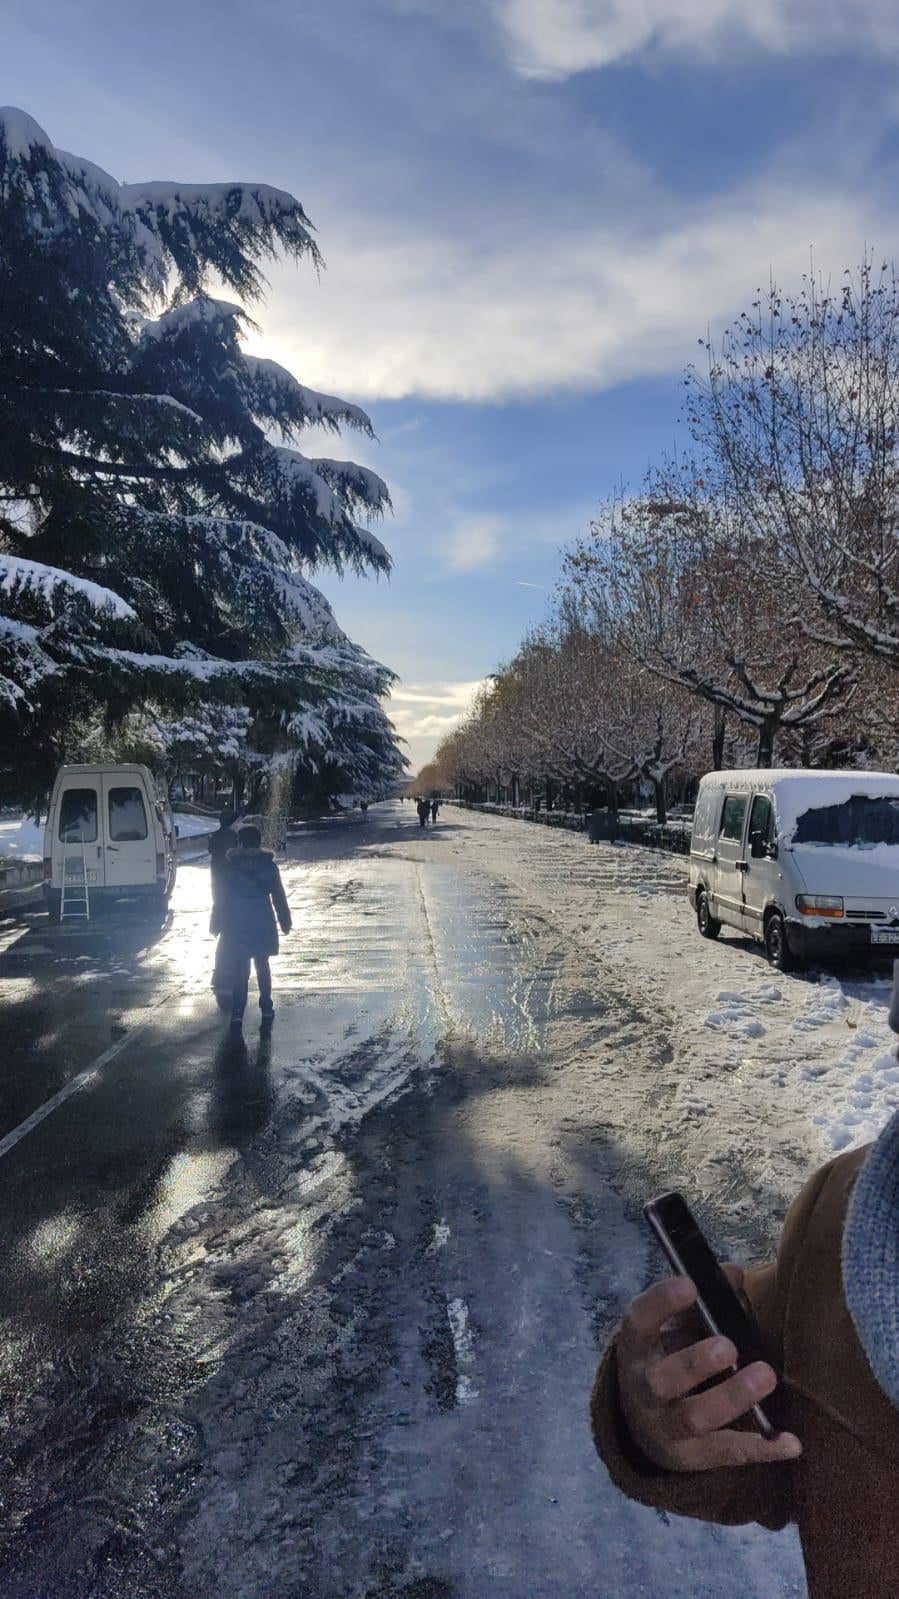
top-left (107, 845), bottom-right (119, 851)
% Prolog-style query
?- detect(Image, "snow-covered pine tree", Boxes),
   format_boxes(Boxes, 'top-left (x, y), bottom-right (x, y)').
top-left (0, 108), bottom-right (404, 804)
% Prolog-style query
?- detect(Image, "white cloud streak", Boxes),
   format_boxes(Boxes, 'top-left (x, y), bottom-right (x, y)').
top-left (489, 0), bottom-right (899, 80)
top-left (253, 182), bottom-right (897, 404)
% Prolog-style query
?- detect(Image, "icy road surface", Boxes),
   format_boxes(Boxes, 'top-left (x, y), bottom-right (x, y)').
top-left (0, 801), bottom-right (895, 1597)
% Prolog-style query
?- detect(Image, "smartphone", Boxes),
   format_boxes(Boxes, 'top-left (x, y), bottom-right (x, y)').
top-left (643, 1191), bottom-right (775, 1438)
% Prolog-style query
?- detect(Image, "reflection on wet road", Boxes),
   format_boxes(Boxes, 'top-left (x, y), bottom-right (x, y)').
top-left (0, 813), bottom-right (568, 1597)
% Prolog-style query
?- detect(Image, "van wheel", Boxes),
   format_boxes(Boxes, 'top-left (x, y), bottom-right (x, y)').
top-left (765, 912), bottom-right (794, 971)
top-left (697, 890), bottom-right (721, 939)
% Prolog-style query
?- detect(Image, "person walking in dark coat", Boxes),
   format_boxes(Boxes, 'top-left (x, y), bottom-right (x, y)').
top-left (417, 797), bottom-right (429, 828)
top-left (208, 808), bottom-right (239, 993)
top-left (218, 826), bottom-right (292, 1027)
top-left (430, 799), bottom-right (440, 823)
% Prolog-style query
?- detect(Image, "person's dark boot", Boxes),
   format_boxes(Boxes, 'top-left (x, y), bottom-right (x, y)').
top-left (229, 1011), bottom-right (244, 1031)
top-left (260, 998), bottom-right (274, 1019)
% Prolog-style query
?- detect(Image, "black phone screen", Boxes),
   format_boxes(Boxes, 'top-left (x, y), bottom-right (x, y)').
top-left (644, 1192), bottom-right (770, 1371)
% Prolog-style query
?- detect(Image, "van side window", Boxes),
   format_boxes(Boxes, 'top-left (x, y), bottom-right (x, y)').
top-left (59, 788), bottom-right (98, 843)
top-left (719, 795), bottom-right (747, 842)
top-left (748, 795), bottom-right (774, 850)
top-left (109, 787), bottom-right (148, 842)
top-left (691, 788), bottom-right (717, 844)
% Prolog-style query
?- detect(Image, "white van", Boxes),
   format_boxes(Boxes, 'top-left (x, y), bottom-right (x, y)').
top-left (689, 769), bottom-right (899, 969)
top-left (43, 763), bottom-right (176, 920)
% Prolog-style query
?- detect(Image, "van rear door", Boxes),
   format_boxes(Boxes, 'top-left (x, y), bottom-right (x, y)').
top-left (56, 779), bottom-right (105, 888)
top-left (102, 776), bottom-right (155, 888)
top-left (713, 792), bottom-right (749, 930)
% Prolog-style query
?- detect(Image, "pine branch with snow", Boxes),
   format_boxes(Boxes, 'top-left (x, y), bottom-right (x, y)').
top-left (0, 107), bottom-right (402, 801)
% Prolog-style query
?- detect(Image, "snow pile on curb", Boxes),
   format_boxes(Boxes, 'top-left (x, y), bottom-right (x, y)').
top-left (0, 815), bottom-right (45, 860)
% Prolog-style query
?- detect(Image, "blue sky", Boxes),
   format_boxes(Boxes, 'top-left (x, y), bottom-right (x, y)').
top-left (7, 0), bottom-right (899, 769)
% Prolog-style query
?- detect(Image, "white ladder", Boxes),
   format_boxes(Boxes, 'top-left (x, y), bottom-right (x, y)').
top-left (60, 829), bottom-right (91, 921)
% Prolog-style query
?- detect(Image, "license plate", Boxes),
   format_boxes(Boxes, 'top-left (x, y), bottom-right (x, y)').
top-left (871, 928), bottom-right (899, 945)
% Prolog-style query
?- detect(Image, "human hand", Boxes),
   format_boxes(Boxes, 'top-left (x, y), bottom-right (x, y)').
top-left (616, 1271), bottom-right (803, 1473)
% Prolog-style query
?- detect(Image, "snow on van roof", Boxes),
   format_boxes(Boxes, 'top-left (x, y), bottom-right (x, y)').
top-left (52, 762), bottom-right (152, 778)
top-left (701, 768), bottom-right (899, 785)
top-left (700, 769), bottom-right (899, 840)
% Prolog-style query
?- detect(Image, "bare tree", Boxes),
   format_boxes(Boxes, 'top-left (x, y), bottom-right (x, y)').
top-left (566, 470), bottom-right (856, 767)
top-left (686, 258), bottom-right (899, 670)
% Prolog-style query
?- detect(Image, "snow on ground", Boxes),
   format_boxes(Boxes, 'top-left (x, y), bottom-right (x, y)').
top-left (437, 805), bottom-right (899, 1225)
top-left (0, 815), bottom-right (45, 860)
top-left (173, 811), bottom-right (217, 839)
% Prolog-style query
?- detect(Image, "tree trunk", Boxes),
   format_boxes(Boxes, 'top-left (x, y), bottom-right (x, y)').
top-left (605, 778), bottom-right (619, 813)
top-left (653, 779), bottom-right (667, 825)
top-left (712, 705), bottom-right (726, 771)
top-left (756, 720), bottom-right (776, 768)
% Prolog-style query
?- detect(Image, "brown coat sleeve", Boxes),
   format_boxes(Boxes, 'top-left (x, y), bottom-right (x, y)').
top-left (590, 1161), bottom-right (834, 1530)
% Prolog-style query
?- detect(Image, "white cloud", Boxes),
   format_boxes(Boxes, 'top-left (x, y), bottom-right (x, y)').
top-left (488, 0), bottom-right (899, 80)
top-left (251, 182), bottom-right (898, 404)
top-left (390, 682), bottom-right (485, 708)
top-left (388, 679), bottom-right (485, 769)
top-left (444, 515), bottom-right (504, 572)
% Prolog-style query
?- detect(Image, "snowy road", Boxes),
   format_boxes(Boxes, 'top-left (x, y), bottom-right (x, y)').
top-left (1, 802), bottom-right (895, 1596)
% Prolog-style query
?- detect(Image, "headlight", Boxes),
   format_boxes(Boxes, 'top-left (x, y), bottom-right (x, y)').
top-left (796, 895), bottom-right (844, 918)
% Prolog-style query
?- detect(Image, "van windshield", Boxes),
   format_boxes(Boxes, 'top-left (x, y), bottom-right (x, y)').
top-left (793, 795), bottom-right (899, 847)
top-left (58, 788), bottom-right (98, 843)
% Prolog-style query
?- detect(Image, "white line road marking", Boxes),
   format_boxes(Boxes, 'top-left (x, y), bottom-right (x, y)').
top-left (0, 989), bottom-right (178, 1164)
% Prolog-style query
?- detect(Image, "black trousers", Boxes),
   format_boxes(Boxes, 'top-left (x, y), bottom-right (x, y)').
top-left (231, 953), bottom-right (272, 1017)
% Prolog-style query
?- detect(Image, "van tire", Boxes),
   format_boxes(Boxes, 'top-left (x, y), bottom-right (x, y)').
top-left (697, 889), bottom-right (721, 940)
top-left (765, 912), bottom-right (794, 971)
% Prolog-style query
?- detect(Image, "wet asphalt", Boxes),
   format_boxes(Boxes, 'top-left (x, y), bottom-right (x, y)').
top-left (0, 805), bottom-right (808, 1599)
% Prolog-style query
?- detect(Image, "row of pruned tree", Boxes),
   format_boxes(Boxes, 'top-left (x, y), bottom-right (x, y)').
top-left (429, 259), bottom-right (899, 819)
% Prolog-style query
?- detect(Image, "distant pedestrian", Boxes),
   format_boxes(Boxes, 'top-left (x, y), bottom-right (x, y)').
top-left (218, 825), bottom-right (292, 1028)
top-left (360, 800), bottom-right (369, 821)
top-left (417, 797), bottom-right (429, 828)
top-left (430, 799), bottom-right (440, 823)
top-left (208, 807), bottom-right (239, 995)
